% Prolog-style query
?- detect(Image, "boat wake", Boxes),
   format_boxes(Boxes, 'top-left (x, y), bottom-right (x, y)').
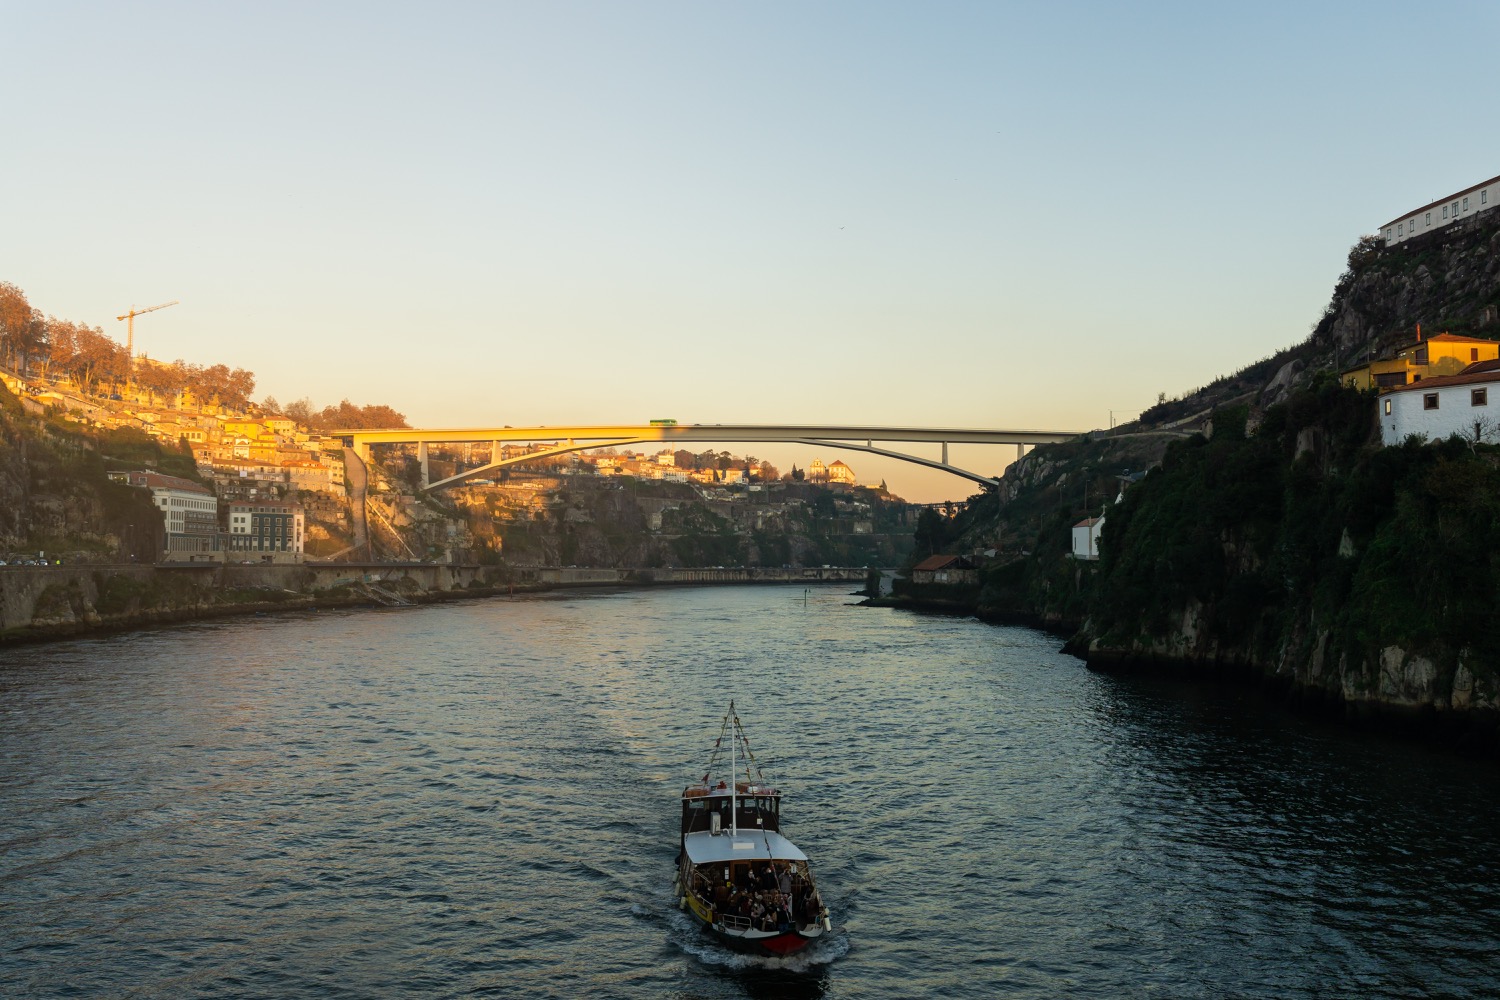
top-left (664, 906), bottom-right (850, 970)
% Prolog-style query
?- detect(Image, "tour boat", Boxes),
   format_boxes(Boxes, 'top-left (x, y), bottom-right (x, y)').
top-left (673, 701), bottom-right (832, 957)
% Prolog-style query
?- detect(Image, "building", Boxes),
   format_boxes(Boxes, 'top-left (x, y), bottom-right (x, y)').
top-left (807, 459), bottom-right (826, 482)
top-left (910, 554), bottom-right (976, 585)
top-left (1343, 332), bottom-right (1500, 390)
top-left (110, 471), bottom-right (221, 559)
top-left (827, 460), bottom-right (856, 485)
top-left (228, 500), bottom-right (306, 561)
top-left (1382, 174), bottom-right (1499, 246)
top-left (1378, 365), bottom-right (1500, 447)
top-left (1072, 516), bottom-right (1104, 561)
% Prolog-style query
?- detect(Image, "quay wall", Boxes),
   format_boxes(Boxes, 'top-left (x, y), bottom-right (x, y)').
top-left (0, 563), bottom-right (872, 640)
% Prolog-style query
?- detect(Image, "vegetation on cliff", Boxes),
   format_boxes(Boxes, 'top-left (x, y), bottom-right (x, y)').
top-left (0, 380), bottom-right (186, 560)
top-left (1082, 378), bottom-right (1500, 722)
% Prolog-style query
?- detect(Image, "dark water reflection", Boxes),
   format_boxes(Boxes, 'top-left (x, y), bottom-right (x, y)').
top-left (2, 586), bottom-right (1498, 998)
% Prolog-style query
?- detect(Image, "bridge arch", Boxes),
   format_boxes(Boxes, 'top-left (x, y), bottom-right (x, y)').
top-left (336, 423), bottom-right (1081, 492)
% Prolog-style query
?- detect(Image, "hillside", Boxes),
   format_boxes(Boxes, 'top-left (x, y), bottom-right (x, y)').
top-left (895, 209), bottom-right (1500, 749)
top-left (0, 381), bottom-right (183, 562)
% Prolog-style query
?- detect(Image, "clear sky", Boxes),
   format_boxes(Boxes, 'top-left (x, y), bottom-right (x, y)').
top-left (4, 2), bottom-right (1498, 501)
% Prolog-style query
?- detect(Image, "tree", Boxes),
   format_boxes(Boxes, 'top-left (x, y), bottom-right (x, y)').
top-left (757, 460), bottom-right (780, 481)
top-left (913, 507), bottom-right (949, 558)
top-left (790, 465), bottom-right (804, 481)
top-left (1459, 416), bottom-right (1496, 453)
top-left (68, 326), bottom-right (125, 393)
top-left (0, 282), bottom-right (37, 371)
top-left (284, 398), bottom-right (315, 424)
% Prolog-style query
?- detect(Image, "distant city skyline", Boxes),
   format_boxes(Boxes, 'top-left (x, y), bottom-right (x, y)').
top-left (4, 1), bottom-right (1498, 501)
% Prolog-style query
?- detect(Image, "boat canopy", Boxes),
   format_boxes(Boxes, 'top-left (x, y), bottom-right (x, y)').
top-left (683, 830), bottom-right (808, 865)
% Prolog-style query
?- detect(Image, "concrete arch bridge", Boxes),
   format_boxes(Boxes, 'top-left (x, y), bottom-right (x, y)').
top-left (336, 423), bottom-right (1082, 491)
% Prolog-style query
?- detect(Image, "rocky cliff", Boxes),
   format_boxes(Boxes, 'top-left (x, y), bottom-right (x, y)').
top-left (898, 209), bottom-right (1500, 750)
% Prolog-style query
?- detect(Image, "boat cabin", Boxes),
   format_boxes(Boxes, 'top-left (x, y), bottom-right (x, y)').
top-left (681, 782), bottom-right (781, 835)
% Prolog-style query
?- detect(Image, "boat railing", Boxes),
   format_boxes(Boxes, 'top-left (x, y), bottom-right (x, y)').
top-left (716, 912), bottom-right (752, 932)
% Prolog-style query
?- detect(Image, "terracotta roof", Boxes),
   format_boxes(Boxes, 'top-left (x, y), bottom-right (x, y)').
top-left (1074, 517), bottom-right (1104, 528)
top-left (1380, 174), bottom-right (1500, 229)
top-left (1385, 369), bottom-right (1500, 394)
top-left (1462, 359), bottom-right (1500, 374)
top-left (115, 471), bottom-right (212, 495)
top-left (912, 555), bottom-right (961, 572)
top-left (1415, 332), bottom-right (1498, 345)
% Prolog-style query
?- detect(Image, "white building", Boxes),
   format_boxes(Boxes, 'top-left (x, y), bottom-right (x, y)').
top-left (1378, 365), bottom-right (1500, 446)
top-left (1382, 174), bottom-right (1499, 246)
top-left (1071, 516), bottom-right (1104, 561)
top-left (827, 460), bottom-right (856, 485)
top-left (110, 470), bottom-right (221, 559)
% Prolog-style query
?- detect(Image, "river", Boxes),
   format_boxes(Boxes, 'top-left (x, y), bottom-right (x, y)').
top-left (3, 585), bottom-right (1499, 998)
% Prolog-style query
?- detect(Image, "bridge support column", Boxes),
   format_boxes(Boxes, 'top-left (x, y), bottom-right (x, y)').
top-left (418, 441), bottom-right (429, 488)
top-left (492, 440), bottom-right (502, 465)
top-left (942, 442), bottom-right (949, 465)
top-left (1017, 443), bottom-right (1025, 462)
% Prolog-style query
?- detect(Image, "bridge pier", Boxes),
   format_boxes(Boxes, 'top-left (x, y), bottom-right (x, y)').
top-left (418, 441), bottom-right (430, 488)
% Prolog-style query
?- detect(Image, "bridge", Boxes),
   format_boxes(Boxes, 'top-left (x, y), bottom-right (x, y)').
top-left (336, 423), bottom-right (1082, 491)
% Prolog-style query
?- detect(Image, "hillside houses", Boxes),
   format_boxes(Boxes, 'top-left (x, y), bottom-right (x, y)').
top-left (1379, 363), bottom-right (1500, 447)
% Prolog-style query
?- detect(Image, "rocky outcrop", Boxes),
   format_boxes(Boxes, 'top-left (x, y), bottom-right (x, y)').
top-left (1313, 211), bottom-right (1500, 370)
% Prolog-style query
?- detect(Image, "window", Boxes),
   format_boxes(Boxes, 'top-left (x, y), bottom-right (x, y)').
top-left (1474, 388), bottom-right (1489, 407)
top-left (1386, 227), bottom-right (1393, 240)
top-left (1424, 393), bottom-right (1440, 410)
top-left (1426, 211), bottom-right (1432, 225)
top-left (1464, 197), bottom-right (1470, 211)
top-left (1473, 348), bottom-right (1481, 362)
top-left (1444, 206), bottom-right (1450, 219)
top-left (1384, 399), bottom-right (1392, 415)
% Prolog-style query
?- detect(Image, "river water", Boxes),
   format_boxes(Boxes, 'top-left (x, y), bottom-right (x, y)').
top-left (2, 585), bottom-right (1499, 999)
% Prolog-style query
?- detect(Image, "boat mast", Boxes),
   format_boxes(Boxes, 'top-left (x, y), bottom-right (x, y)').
top-left (729, 700), bottom-right (738, 837)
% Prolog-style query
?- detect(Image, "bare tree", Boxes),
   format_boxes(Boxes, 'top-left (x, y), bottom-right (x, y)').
top-left (1459, 416), bottom-right (1496, 453)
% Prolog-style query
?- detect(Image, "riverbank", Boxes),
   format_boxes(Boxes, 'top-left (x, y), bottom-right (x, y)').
top-left (866, 589), bottom-right (1500, 756)
top-left (0, 563), bottom-right (875, 647)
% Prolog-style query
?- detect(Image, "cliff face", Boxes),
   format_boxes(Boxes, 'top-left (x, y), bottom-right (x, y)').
top-left (1079, 388), bottom-right (1500, 737)
top-left (900, 211), bottom-right (1500, 749)
top-left (1317, 213), bottom-right (1500, 364)
top-left (0, 383), bottom-right (166, 561)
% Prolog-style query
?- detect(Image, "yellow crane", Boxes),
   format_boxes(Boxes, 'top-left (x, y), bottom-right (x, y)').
top-left (115, 300), bottom-right (179, 359)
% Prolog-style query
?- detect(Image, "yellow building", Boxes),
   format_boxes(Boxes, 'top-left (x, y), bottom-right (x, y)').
top-left (1342, 333), bottom-right (1499, 390)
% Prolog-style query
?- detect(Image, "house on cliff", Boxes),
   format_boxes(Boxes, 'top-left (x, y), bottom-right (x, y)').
top-left (1343, 332), bottom-right (1499, 390)
top-left (1382, 174), bottom-right (1499, 246)
top-left (1379, 364), bottom-right (1500, 446)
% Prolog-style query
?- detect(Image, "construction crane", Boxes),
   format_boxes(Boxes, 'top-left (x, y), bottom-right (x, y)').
top-left (115, 300), bottom-right (179, 359)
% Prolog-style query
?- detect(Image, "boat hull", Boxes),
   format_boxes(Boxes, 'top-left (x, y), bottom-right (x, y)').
top-left (682, 890), bottom-right (824, 957)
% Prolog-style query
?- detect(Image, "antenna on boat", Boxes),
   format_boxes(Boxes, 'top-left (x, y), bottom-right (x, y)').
top-left (729, 700), bottom-right (738, 837)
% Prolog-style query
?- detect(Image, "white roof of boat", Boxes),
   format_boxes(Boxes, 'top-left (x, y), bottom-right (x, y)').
top-left (683, 830), bottom-right (808, 864)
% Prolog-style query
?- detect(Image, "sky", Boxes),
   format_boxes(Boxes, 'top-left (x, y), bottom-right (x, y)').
top-left (4, 1), bottom-right (1498, 502)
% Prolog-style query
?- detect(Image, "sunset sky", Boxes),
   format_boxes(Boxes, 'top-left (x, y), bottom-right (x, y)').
top-left (4, 2), bottom-right (1498, 501)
